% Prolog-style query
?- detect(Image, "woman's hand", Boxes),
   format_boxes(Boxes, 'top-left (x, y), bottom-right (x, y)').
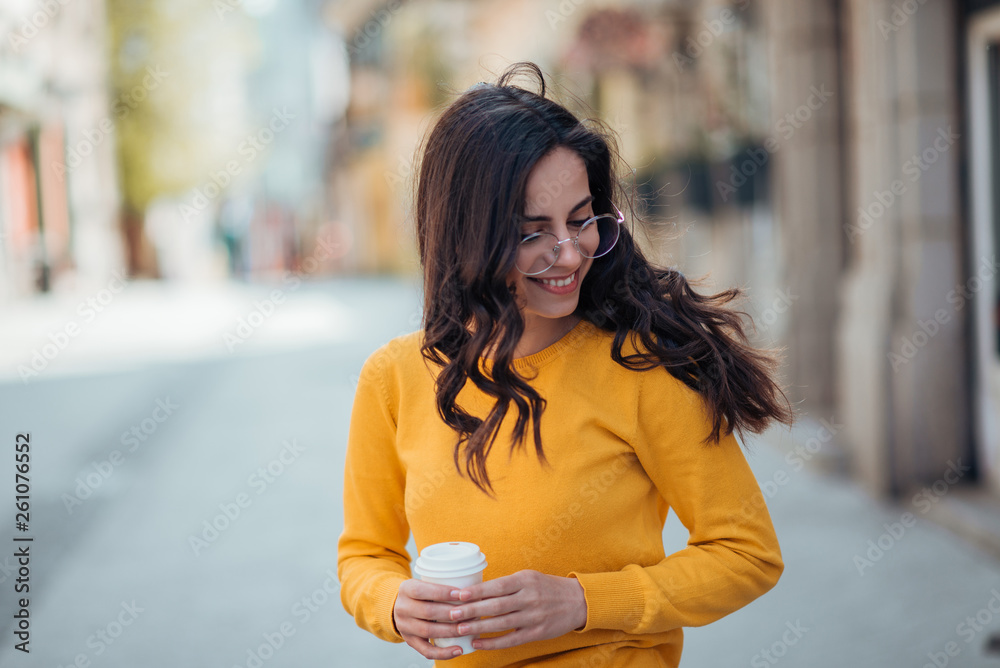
top-left (448, 570), bottom-right (588, 651)
top-left (393, 579), bottom-right (468, 660)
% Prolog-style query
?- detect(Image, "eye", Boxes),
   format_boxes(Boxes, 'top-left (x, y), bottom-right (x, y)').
top-left (520, 232), bottom-right (543, 244)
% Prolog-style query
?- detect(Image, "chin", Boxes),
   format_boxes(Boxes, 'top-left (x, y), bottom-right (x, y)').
top-left (534, 305), bottom-right (579, 320)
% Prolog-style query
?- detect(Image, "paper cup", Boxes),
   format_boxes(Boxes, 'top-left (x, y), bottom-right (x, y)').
top-left (412, 541), bottom-right (488, 655)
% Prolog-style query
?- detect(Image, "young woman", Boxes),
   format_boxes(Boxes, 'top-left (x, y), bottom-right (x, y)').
top-left (338, 62), bottom-right (795, 667)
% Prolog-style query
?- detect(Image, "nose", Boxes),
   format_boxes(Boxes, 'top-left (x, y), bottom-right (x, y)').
top-left (551, 235), bottom-right (584, 267)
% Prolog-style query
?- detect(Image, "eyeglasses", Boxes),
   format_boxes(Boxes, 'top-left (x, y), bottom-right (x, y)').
top-left (515, 204), bottom-right (624, 276)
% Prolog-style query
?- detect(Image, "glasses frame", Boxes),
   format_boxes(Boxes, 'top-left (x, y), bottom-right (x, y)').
top-left (515, 203), bottom-right (625, 276)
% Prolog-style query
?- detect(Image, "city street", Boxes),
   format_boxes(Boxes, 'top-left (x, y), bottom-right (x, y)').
top-left (1, 277), bottom-right (998, 668)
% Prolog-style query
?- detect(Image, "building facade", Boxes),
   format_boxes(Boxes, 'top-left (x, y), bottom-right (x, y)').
top-left (764, 0), bottom-right (1000, 506)
top-left (0, 0), bottom-right (123, 298)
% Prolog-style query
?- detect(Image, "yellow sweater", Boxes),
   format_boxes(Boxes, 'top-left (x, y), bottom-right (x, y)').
top-left (337, 318), bottom-right (783, 667)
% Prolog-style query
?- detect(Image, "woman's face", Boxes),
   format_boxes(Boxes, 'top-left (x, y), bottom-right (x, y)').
top-left (507, 146), bottom-right (594, 332)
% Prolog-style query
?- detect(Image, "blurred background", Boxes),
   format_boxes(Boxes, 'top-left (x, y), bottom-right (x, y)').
top-left (2, 0), bottom-right (1000, 666)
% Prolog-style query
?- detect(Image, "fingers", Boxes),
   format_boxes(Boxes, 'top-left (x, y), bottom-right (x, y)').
top-left (394, 599), bottom-right (465, 637)
top-left (397, 570), bottom-right (582, 656)
top-left (445, 571), bottom-right (539, 622)
top-left (455, 611), bottom-right (521, 637)
top-left (455, 569), bottom-right (528, 602)
top-left (402, 597), bottom-right (466, 625)
top-left (394, 579), bottom-right (466, 640)
top-left (444, 595), bottom-right (518, 624)
top-left (399, 578), bottom-right (463, 603)
top-left (397, 615), bottom-right (465, 639)
top-left (402, 633), bottom-right (466, 661)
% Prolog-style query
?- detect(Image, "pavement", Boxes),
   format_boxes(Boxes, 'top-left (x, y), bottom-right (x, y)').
top-left (0, 276), bottom-right (998, 668)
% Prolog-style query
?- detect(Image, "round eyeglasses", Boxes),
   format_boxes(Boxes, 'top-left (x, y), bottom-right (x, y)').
top-left (515, 204), bottom-right (624, 276)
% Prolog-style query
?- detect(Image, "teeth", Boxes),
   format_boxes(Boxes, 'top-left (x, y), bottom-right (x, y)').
top-left (538, 272), bottom-right (575, 287)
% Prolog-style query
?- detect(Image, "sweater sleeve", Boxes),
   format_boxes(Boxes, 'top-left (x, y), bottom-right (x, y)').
top-left (568, 367), bottom-right (783, 633)
top-left (337, 348), bottom-right (411, 643)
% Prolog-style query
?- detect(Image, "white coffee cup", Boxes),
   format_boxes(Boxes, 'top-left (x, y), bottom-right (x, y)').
top-left (412, 541), bottom-right (488, 655)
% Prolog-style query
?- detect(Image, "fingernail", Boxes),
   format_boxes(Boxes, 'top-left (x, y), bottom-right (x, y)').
top-left (450, 589), bottom-right (461, 600)
top-left (459, 590), bottom-right (472, 601)
top-left (452, 648), bottom-right (462, 657)
top-left (450, 608), bottom-right (462, 620)
top-left (457, 623), bottom-right (469, 634)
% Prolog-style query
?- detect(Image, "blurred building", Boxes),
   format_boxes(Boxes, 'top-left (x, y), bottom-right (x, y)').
top-left (0, 0), bottom-right (124, 297)
top-left (229, 0), bottom-right (352, 280)
top-left (761, 0), bottom-right (1000, 540)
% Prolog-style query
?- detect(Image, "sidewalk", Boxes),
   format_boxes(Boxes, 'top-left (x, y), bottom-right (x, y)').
top-left (0, 276), bottom-right (998, 667)
top-left (679, 417), bottom-right (1000, 667)
top-left (0, 275), bottom-right (418, 383)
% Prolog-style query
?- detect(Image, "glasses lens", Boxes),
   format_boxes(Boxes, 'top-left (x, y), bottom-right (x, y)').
top-left (579, 215), bottom-right (620, 258)
top-left (516, 232), bottom-right (559, 275)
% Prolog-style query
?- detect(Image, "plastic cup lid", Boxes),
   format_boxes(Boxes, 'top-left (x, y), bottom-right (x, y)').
top-left (412, 541), bottom-right (487, 579)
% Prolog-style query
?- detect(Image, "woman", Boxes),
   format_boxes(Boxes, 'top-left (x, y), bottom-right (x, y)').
top-left (338, 62), bottom-right (794, 667)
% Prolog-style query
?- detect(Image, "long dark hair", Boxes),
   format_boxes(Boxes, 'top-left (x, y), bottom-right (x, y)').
top-left (415, 62), bottom-right (795, 496)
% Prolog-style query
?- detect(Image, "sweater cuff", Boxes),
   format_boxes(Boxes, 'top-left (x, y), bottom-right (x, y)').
top-left (568, 567), bottom-right (646, 633)
top-left (373, 574), bottom-right (408, 642)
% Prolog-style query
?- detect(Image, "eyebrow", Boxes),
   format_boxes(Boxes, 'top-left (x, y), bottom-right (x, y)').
top-left (521, 195), bottom-right (594, 222)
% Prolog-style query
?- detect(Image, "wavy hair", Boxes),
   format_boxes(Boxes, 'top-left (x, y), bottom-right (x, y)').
top-left (415, 62), bottom-right (795, 496)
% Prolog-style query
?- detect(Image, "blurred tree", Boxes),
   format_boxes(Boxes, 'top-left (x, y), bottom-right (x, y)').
top-left (106, 0), bottom-right (259, 276)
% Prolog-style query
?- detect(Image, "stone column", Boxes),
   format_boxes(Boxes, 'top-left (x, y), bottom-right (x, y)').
top-left (837, 0), bottom-right (968, 495)
top-left (761, 0), bottom-right (844, 413)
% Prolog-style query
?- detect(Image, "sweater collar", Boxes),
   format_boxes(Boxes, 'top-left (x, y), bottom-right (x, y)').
top-left (479, 317), bottom-right (597, 374)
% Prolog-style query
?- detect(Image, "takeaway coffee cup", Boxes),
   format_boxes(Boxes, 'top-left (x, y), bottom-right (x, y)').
top-left (412, 541), bottom-right (488, 655)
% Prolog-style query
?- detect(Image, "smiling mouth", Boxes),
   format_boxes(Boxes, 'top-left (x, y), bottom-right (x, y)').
top-left (529, 270), bottom-right (578, 288)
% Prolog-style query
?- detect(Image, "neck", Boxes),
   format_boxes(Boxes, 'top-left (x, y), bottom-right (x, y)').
top-left (481, 314), bottom-right (582, 360)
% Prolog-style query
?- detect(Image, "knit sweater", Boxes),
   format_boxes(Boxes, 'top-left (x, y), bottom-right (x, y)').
top-left (337, 317), bottom-right (783, 667)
